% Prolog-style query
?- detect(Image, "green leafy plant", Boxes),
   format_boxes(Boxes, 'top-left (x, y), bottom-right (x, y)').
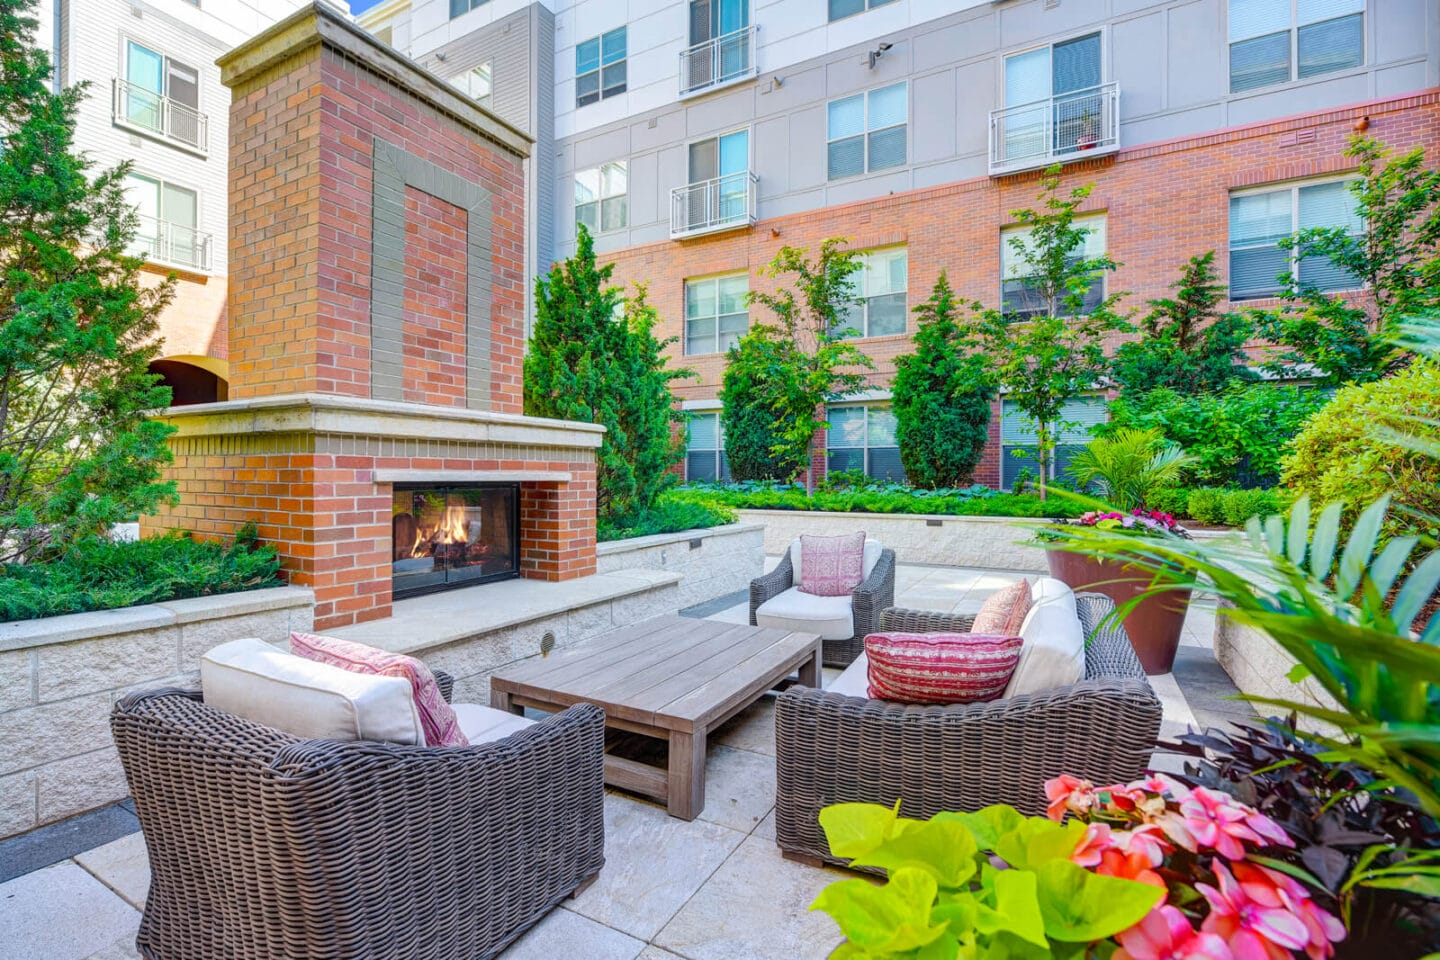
top-left (1064, 428), bottom-right (1194, 512)
top-left (1111, 251), bottom-right (1256, 395)
top-left (721, 239), bottom-right (875, 486)
top-left (525, 227), bottom-right (696, 526)
top-left (1181, 487), bottom-right (1281, 527)
top-left (810, 801), bottom-right (1162, 959)
top-left (0, 0), bottom-right (179, 562)
top-left (891, 272), bottom-right (995, 489)
top-left (595, 490), bottom-right (735, 543)
top-left (668, 483), bottom-right (1089, 519)
top-left (978, 168), bottom-right (1130, 500)
top-left (0, 527), bottom-right (282, 621)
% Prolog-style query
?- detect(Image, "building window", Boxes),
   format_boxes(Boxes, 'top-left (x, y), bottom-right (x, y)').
top-left (828, 0), bottom-right (898, 21)
top-left (836, 248), bottom-right (907, 338)
top-left (124, 173), bottom-right (205, 271)
top-left (827, 405), bottom-right (904, 482)
top-left (576, 27), bottom-right (627, 107)
top-left (1229, 0), bottom-right (1364, 93)
top-left (575, 162), bottom-right (627, 235)
top-left (121, 41), bottom-right (201, 146)
top-left (1000, 396), bottom-right (1107, 488)
top-left (686, 412), bottom-right (730, 482)
top-left (449, 0), bottom-right (490, 20)
top-left (449, 62), bottom-right (492, 110)
top-left (1000, 215), bottom-right (1106, 320)
top-left (1229, 180), bottom-right (1361, 300)
top-left (685, 273), bottom-right (749, 355)
top-left (826, 81), bottom-right (907, 180)
top-left (1001, 33), bottom-right (1103, 161)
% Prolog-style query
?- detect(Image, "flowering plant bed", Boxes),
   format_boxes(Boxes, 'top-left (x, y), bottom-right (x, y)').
top-left (1032, 508), bottom-right (1192, 543)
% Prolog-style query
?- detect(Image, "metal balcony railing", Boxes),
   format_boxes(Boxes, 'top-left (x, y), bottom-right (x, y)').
top-left (988, 81), bottom-right (1119, 176)
top-left (130, 215), bottom-right (213, 272)
top-left (670, 171), bottom-right (758, 239)
top-left (678, 25), bottom-right (758, 97)
top-left (112, 79), bottom-right (209, 153)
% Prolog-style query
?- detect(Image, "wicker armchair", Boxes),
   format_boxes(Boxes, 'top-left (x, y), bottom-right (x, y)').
top-left (111, 671), bottom-right (606, 960)
top-left (774, 593), bottom-right (1162, 867)
top-left (750, 546), bottom-right (896, 667)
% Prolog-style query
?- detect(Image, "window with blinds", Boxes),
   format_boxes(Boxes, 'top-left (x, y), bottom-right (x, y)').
top-left (1229, 0), bottom-right (1364, 93)
top-left (686, 412), bottom-right (730, 482)
top-left (575, 162), bottom-right (628, 235)
top-left (827, 82), bottom-right (908, 180)
top-left (685, 274), bottom-right (749, 355)
top-left (835, 248), bottom-right (908, 338)
top-left (1228, 179), bottom-right (1362, 299)
top-left (1000, 215), bottom-right (1106, 320)
top-left (576, 27), bottom-right (627, 107)
top-left (827, 405), bottom-right (905, 482)
top-left (1000, 396), bottom-right (1107, 488)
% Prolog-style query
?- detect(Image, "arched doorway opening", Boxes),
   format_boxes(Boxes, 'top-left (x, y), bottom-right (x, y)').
top-left (150, 356), bottom-right (230, 406)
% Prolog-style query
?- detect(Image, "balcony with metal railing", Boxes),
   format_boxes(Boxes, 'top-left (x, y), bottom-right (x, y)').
top-left (112, 79), bottom-right (209, 154)
top-left (130, 215), bottom-right (213, 273)
top-left (678, 25), bottom-right (758, 98)
top-left (988, 82), bottom-right (1119, 176)
top-left (670, 171), bottom-right (758, 240)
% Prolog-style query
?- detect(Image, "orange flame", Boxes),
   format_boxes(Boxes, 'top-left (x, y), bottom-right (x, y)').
top-left (409, 504), bottom-right (473, 558)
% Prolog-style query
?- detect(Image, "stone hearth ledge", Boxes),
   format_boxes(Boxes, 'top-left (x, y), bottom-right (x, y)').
top-left (329, 568), bottom-right (682, 656)
top-left (153, 393), bottom-right (605, 449)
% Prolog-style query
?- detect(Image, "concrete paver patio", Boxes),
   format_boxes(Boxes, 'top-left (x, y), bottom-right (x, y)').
top-left (0, 560), bottom-right (1239, 960)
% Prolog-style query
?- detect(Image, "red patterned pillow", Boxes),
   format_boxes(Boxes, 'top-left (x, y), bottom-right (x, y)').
top-left (865, 632), bottom-right (1023, 705)
top-left (289, 633), bottom-right (468, 747)
top-left (798, 531), bottom-right (867, 597)
top-left (971, 579), bottom-right (1033, 636)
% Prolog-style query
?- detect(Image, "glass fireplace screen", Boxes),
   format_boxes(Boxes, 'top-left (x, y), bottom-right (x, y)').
top-left (391, 484), bottom-right (520, 598)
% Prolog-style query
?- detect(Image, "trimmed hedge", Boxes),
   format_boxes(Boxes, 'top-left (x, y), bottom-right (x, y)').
top-left (1, 528), bottom-right (283, 622)
top-left (1146, 486), bottom-right (1282, 526)
top-left (670, 482), bottom-right (1088, 519)
top-left (597, 493), bottom-right (737, 543)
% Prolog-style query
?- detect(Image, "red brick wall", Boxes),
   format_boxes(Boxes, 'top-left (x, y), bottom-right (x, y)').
top-left (610, 91), bottom-right (1440, 489)
top-left (403, 187), bottom-right (470, 407)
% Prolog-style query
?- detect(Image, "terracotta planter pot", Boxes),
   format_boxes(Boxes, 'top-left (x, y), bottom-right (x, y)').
top-left (1045, 550), bottom-right (1192, 675)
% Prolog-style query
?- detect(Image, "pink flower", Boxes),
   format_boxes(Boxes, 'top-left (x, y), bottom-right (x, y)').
top-left (1071, 823), bottom-right (1115, 867)
top-left (1167, 787), bottom-right (1293, 859)
top-left (1045, 774), bottom-right (1097, 821)
top-left (1118, 824), bottom-right (1172, 866)
top-left (1116, 905), bottom-right (1234, 960)
top-left (1097, 847), bottom-right (1166, 891)
top-left (1198, 862), bottom-right (1343, 960)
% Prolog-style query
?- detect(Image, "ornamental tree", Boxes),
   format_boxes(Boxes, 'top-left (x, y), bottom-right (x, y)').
top-left (525, 225), bottom-right (694, 525)
top-left (0, 0), bottom-right (177, 562)
top-left (977, 168), bottom-right (1129, 500)
top-left (890, 272), bottom-right (994, 488)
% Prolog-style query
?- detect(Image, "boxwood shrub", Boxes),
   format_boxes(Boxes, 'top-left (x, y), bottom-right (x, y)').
top-left (670, 481), bottom-right (1088, 519)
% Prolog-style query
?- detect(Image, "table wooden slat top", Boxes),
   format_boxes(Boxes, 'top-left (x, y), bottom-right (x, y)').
top-left (490, 615), bottom-right (818, 731)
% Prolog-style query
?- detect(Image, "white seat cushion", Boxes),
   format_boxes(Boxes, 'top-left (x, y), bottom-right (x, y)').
top-left (1003, 577), bottom-right (1086, 697)
top-left (787, 537), bottom-right (884, 586)
top-left (755, 586), bottom-right (855, 639)
top-left (827, 652), bottom-right (872, 698)
top-left (201, 638), bottom-right (424, 744)
top-left (452, 703), bottom-right (536, 744)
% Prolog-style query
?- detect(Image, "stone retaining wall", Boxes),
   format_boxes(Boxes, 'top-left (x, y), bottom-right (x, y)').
top-left (735, 510), bottom-right (1048, 571)
top-left (596, 523), bottom-right (765, 608)
top-left (0, 587), bottom-right (314, 840)
top-left (1213, 602), bottom-right (1343, 733)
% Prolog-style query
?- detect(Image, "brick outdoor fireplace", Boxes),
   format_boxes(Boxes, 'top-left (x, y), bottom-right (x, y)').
top-left (141, 4), bottom-right (602, 629)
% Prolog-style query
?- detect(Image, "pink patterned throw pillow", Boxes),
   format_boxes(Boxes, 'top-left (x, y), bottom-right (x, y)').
top-left (971, 579), bottom-right (1033, 636)
top-left (289, 633), bottom-right (468, 747)
top-left (798, 532), bottom-right (867, 597)
top-left (865, 632), bottom-right (1023, 705)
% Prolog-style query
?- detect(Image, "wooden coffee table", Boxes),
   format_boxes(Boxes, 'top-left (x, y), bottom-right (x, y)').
top-left (489, 614), bottom-right (821, 820)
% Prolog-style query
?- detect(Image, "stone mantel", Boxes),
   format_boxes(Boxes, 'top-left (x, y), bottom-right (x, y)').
top-left (155, 393), bottom-right (605, 451)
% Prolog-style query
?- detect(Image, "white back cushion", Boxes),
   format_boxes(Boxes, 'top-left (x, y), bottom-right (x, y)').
top-left (788, 536), bottom-right (883, 586)
top-left (1004, 577), bottom-right (1086, 697)
top-left (201, 638), bottom-right (424, 745)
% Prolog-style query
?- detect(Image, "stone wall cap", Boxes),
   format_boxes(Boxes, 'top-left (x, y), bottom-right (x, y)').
top-left (595, 522), bottom-right (766, 555)
top-left (217, 1), bottom-right (532, 158)
top-left (154, 587), bottom-right (315, 625)
top-left (733, 508), bottom-right (1050, 526)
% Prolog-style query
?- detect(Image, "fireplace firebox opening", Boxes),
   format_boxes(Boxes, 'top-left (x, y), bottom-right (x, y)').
top-left (391, 483), bottom-right (521, 599)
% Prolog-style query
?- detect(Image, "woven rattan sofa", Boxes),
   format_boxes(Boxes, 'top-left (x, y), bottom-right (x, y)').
top-left (773, 593), bottom-right (1162, 867)
top-left (750, 539), bottom-right (896, 668)
top-left (111, 670), bottom-right (606, 960)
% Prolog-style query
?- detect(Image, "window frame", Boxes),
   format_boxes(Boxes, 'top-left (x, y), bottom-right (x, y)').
top-left (449, 61), bottom-right (493, 110)
top-left (1227, 0), bottom-right (1366, 94)
top-left (573, 161), bottom-right (628, 237)
top-left (826, 403), bottom-right (904, 482)
top-left (826, 81), bottom-right (909, 181)
top-left (1227, 175), bottom-right (1363, 301)
top-left (836, 247), bottom-right (908, 339)
top-left (999, 394), bottom-right (1107, 485)
top-left (576, 27), bottom-right (628, 108)
top-left (448, 0), bottom-right (491, 21)
top-left (999, 214), bottom-right (1107, 321)
top-left (685, 410), bottom-right (729, 482)
top-left (123, 170), bottom-right (205, 270)
top-left (827, 0), bottom-right (899, 23)
top-left (1001, 30), bottom-right (1107, 109)
top-left (683, 272), bottom-right (750, 356)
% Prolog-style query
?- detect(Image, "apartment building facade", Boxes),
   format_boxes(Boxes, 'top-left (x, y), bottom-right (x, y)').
top-left (362, 0), bottom-right (1440, 488)
top-left (34, 0), bottom-right (308, 404)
